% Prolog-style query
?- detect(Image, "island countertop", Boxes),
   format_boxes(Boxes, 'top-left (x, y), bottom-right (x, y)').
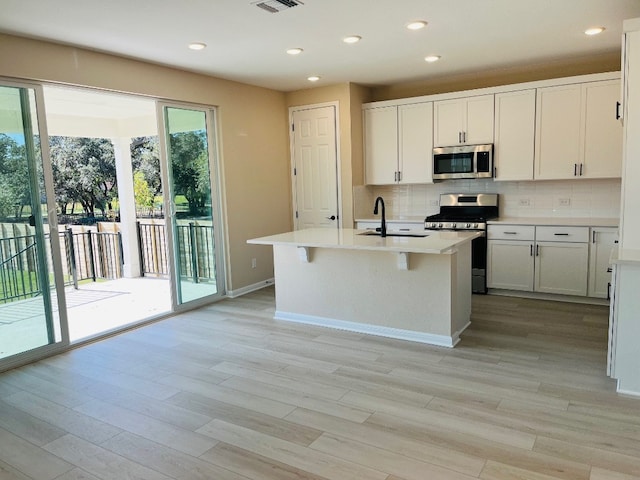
top-left (248, 228), bottom-right (481, 254)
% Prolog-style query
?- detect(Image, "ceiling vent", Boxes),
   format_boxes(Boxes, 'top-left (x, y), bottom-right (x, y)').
top-left (254, 0), bottom-right (303, 13)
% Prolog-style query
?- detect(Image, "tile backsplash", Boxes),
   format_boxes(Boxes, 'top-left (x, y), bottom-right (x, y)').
top-left (353, 178), bottom-right (621, 220)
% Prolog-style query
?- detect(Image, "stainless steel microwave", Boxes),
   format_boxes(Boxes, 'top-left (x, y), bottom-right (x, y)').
top-left (433, 144), bottom-right (493, 180)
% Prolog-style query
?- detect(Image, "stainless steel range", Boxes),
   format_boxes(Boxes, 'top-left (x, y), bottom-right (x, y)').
top-left (425, 193), bottom-right (499, 294)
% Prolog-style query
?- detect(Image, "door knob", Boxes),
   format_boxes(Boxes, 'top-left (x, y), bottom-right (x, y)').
top-left (326, 215), bottom-right (336, 220)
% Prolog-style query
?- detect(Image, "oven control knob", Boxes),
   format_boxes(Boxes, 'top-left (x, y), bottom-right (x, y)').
top-left (438, 223), bottom-right (443, 228)
top-left (473, 223), bottom-right (479, 229)
top-left (465, 223), bottom-right (471, 228)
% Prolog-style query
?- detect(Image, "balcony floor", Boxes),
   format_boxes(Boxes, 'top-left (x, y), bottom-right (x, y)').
top-left (1, 277), bottom-right (172, 360)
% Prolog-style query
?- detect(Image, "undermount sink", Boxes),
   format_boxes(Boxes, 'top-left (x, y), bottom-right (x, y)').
top-left (358, 231), bottom-right (430, 238)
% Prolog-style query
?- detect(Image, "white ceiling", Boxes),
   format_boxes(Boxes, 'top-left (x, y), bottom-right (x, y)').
top-left (2, 0), bottom-right (640, 92)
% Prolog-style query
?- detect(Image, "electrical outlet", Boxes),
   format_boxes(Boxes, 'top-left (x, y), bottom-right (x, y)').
top-left (429, 199), bottom-right (439, 206)
top-left (558, 198), bottom-right (571, 207)
top-left (518, 198), bottom-right (531, 207)
top-left (251, 258), bottom-right (257, 269)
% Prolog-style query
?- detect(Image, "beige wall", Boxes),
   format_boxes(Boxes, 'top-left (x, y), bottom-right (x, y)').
top-left (372, 52), bottom-right (621, 101)
top-left (284, 83), bottom-right (372, 227)
top-left (0, 33), bottom-right (291, 292)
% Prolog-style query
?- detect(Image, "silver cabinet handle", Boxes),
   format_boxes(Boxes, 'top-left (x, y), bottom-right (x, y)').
top-left (458, 132), bottom-right (462, 143)
top-left (530, 244), bottom-right (533, 256)
top-left (504, 231), bottom-right (518, 235)
top-left (398, 171), bottom-right (402, 182)
top-left (580, 163), bottom-right (584, 176)
top-left (536, 244), bottom-right (540, 256)
top-left (592, 231), bottom-right (596, 243)
top-left (574, 163), bottom-right (578, 176)
top-left (554, 233), bottom-right (570, 236)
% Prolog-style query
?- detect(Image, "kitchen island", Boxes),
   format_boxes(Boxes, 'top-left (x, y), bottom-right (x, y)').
top-left (248, 228), bottom-right (481, 347)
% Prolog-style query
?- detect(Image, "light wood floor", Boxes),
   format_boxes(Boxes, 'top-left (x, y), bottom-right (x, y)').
top-left (0, 287), bottom-right (638, 480)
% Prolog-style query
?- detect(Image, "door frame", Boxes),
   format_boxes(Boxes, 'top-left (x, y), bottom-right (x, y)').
top-left (288, 102), bottom-right (342, 229)
top-left (156, 100), bottom-right (227, 313)
top-left (0, 77), bottom-right (70, 372)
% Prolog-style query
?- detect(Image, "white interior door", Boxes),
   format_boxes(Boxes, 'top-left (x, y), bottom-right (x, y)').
top-left (291, 105), bottom-right (339, 229)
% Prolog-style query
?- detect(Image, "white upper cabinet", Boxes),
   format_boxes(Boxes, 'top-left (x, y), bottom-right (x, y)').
top-left (535, 80), bottom-right (622, 180)
top-left (364, 102), bottom-right (433, 185)
top-left (364, 106), bottom-right (398, 185)
top-left (494, 89), bottom-right (536, 181)
top-left (535, 84), bottom-right (583, 180)
top-left (433, 95), bottom-right (494, 147)
top-left (582, 80), bottom-right (623, 178)
top-left (398, 102), bottom-right (433, 184)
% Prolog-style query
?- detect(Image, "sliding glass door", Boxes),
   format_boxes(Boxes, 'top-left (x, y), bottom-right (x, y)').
top-left (157, 103), bottom-right (225, 308)
top-left (0, 81), bottom-right (67, 363)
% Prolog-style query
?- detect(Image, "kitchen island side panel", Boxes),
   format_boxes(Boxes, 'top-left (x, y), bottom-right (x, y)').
top-left (272, 244), bottom-right (470, 338)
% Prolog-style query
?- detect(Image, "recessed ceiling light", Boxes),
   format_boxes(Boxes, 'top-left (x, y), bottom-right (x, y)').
top-left (286, 48), bottom-right (304, 55)
top-left (188, 42), bottom-right (207, 50)
top-left (307, 76), bottom-right (321, 82)
top-left (343, 35), bottom-right (362, 44)
top-left (424, 55), bottom-right (441, 63)
top-left (585, 26), bottom-right (605, 36)
top-left (407, 21), bottom-right (427, 30)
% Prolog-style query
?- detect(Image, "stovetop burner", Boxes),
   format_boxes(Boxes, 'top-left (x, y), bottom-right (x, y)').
top-left (425, 193), bottom-right (499, 231)
top-left (425, 213), bottom-right (490, 223)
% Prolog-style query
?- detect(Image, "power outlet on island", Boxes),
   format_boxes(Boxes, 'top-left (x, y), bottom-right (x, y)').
top-left (251, 258), bottom-right (257, 269)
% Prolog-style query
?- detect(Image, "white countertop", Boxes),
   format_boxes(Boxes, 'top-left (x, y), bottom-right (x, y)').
top-left (612, 247), bottom-right (640, 265)
top-left (248, 228), bottom-right (481, 254)
top-left (488, 217), bottom-right (619, 227)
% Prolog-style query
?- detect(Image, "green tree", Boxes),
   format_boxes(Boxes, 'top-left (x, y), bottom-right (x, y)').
top-left (133, 171), bottom-right (154, 213)
top-left (169, 131), bottom-right (210, 216)
top-left (0, 134), bottom-right (30, 220)
top-left (131, 136), bottom-right (161, 197)
top-left (49, 136), bottom-right (118, 216)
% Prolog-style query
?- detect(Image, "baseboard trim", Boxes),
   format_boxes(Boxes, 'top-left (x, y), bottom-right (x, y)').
top-left (227, 278), bottom-right (275, 298)
top-left (274, 310), bottom-right (463, 348)
top-left (487, 289), bottom-right (609, 306)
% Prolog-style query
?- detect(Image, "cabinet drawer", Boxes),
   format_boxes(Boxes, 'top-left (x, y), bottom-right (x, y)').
top-left (487, 225), bottom-right (535, 241)
top-left (535, 226), bottom-right (589, 242)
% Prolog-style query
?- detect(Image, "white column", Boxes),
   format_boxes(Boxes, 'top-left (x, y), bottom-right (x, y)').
top-left (112, 137), bottom-right (141, 278)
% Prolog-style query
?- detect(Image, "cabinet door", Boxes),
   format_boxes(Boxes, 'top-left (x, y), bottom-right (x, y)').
top-left (398, 102), bottom-right (433, 184)
top-left (433, 99), bottom-right (464, 147)
top-left (364, 106), bottom-right (398, 184)
top-left (588, 227), bottom-right (617, 298)
top-left (465, 95), bottom-right (495, 145)
top-left (534, 242), bottom-right (588, 296)
top-left (582, 81), bottom-right (623, 178)
top-left (494, 89), bottom-right (535, 181)
top-left (535, 84), bottom-right (582, 179)
top-left (487, 240), bottom-right (534, 291)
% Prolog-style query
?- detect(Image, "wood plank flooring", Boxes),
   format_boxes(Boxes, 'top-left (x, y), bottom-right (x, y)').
top-left (1, 287), bottom-right (639, 480)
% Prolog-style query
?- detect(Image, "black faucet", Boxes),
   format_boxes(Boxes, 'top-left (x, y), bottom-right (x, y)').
top-left (373, 196), bottom-right (386, 237)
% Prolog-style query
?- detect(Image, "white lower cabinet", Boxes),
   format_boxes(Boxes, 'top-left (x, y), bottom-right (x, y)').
top-left (488, 224), bottom-right (595, 297)
top-left (487, 240), bottom-right (534, 290)
top-left (534, 241), bottom-right (588, 296)
top-left (588, 227), bottom-right (618, 298)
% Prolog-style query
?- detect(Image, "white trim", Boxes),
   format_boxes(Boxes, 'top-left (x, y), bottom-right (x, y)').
top-left (616, 384), bottom-right (640, 397)
top-left (289, 102), bottom-right (342, 229)
top-left (487, 289), bottom-right (609, 306)
top-left (274, 311), bottom-right (469, 348)
top-left (227, 278), bottom-right (275, 298)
